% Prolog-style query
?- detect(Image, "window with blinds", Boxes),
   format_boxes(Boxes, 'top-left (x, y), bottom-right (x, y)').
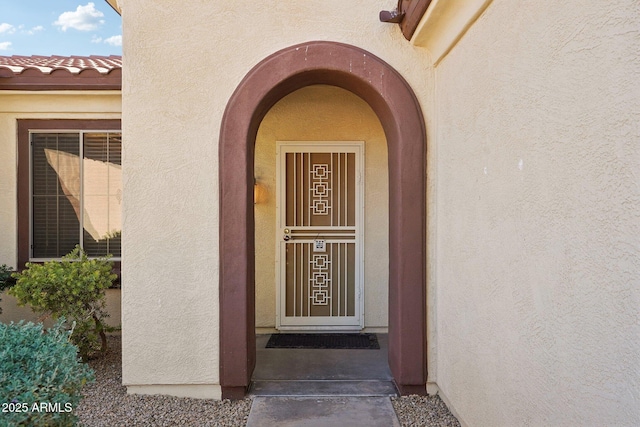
top-left (31, 131), bottom-right (122, 259)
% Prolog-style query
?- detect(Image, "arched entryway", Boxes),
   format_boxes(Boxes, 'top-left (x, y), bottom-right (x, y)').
top-left (219, 41), bottom-right (426, 399)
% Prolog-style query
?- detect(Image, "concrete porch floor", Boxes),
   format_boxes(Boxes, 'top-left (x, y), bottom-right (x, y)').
top-left (250, 333), bottom-right (397, 397)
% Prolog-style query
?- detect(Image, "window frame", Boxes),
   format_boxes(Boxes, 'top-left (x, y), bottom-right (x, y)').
top-left (17, 119), bottom-right (122, 269)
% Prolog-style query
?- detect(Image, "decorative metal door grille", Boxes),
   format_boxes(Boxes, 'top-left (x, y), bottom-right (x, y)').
top-left (277, 143), bottom-right (363, 329)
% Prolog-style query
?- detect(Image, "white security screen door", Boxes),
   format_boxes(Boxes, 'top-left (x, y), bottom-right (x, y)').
top-left (276, 142), bottom-right (364, 329)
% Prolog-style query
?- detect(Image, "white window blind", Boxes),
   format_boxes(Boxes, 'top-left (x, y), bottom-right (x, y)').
top-left (31, 131), bottom-right (122, 259)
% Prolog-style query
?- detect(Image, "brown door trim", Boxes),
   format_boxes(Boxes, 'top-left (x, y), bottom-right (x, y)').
top-left (219, 41), bottom-right (426, 398)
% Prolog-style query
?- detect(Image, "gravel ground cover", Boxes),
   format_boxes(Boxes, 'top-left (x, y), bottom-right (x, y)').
top-left (392, 395), bottom-right (461, 427)
top-left (76, 336), bottom-right (252, 427)
top-left (77, 336), bottom-right (460, 426)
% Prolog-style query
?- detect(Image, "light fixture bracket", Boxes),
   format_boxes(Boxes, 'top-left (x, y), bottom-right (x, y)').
top-left (379, 9), bottom-right (405, 23)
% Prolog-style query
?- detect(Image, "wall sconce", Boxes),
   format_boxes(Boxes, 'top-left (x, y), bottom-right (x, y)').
top-left (254, 179), bottom-right (268, 204)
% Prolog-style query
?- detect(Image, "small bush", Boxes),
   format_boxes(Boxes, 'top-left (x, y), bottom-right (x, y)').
top-left (9, 246), bottom-right (116, 359)
top-left (0, 320), bottom-right (95, 427)
top-left (0, 264), bottom-right (13, 288)
top-left (0, 263), bottom-right (15, 315)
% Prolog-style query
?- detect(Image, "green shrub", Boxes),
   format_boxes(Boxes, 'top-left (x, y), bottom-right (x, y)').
top-left (0, 264), bottom-right (13, 290)
top-left (0, 320), bottom-right (95, 427)
top-left (0, 263), bottom-right (15, 315)
top-left (9, 246), bottom-right (116, 359)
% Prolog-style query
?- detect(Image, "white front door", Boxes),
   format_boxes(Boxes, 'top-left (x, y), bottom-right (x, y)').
top-left (276, 142), bottom-right (364, 330)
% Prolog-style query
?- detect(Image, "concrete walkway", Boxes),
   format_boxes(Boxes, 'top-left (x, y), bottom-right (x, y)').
top-left (246, 334), bottom-right (401, 426)
top-left (246, 396), bottom-right (400, 427)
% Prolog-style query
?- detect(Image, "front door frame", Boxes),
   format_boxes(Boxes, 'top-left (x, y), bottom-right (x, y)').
top-left (219, 41), bottom-right (426, 398)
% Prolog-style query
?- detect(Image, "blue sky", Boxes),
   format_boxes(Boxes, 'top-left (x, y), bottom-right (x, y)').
top-left (0, 1), bottom-right (121, 56)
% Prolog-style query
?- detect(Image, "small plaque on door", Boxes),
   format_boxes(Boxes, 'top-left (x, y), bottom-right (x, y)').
top-left (313, 239), bottom-right (326, 252)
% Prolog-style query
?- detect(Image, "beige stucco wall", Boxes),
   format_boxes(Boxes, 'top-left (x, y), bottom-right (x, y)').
top-left (255, 85), bottom-right (388, 330)
top-left (120, 0), bottom-right (433, 398)
top-left (0, 91), bottom-right (121, 269)
top-left (433, 0), bottom-right (640, 425)
top-left (0, 289), bottom-right (121, 329)
top-left (0, 90), bottom-right (122, 328)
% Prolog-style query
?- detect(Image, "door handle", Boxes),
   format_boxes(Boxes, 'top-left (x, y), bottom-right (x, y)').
top-left (283, 235), bottom-right (291, 241)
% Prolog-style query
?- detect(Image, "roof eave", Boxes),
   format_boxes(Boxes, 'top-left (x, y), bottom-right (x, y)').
top-left (105, 0), bottom-right (122, 16)
top-left (0, 69), bottom-right (122, 91)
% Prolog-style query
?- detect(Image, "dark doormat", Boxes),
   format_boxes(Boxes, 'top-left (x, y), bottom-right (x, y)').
top-left (266, 333), bottom-right (379, 350)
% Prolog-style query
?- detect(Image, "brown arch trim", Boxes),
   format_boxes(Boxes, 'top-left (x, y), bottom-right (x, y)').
top-left (219, 41), bottom-right (426, 398)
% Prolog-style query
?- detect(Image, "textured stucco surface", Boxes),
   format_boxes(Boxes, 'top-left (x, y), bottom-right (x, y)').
top-left (120, 0), bottom-right (433, 397)
top-left (0, 289), bottom-right (121, 329)
top-left (254, 85), bottom-right (388, 329)
top-left (0, 92), bottom-right (121, 268)
top-left (434, 0), bottom-right (640, 425)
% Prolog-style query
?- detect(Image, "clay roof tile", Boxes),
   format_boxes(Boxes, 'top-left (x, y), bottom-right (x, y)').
top-left (0, 55), bottom-right (122, 90)
top-left (0, 55), bottom-right (122, 75)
